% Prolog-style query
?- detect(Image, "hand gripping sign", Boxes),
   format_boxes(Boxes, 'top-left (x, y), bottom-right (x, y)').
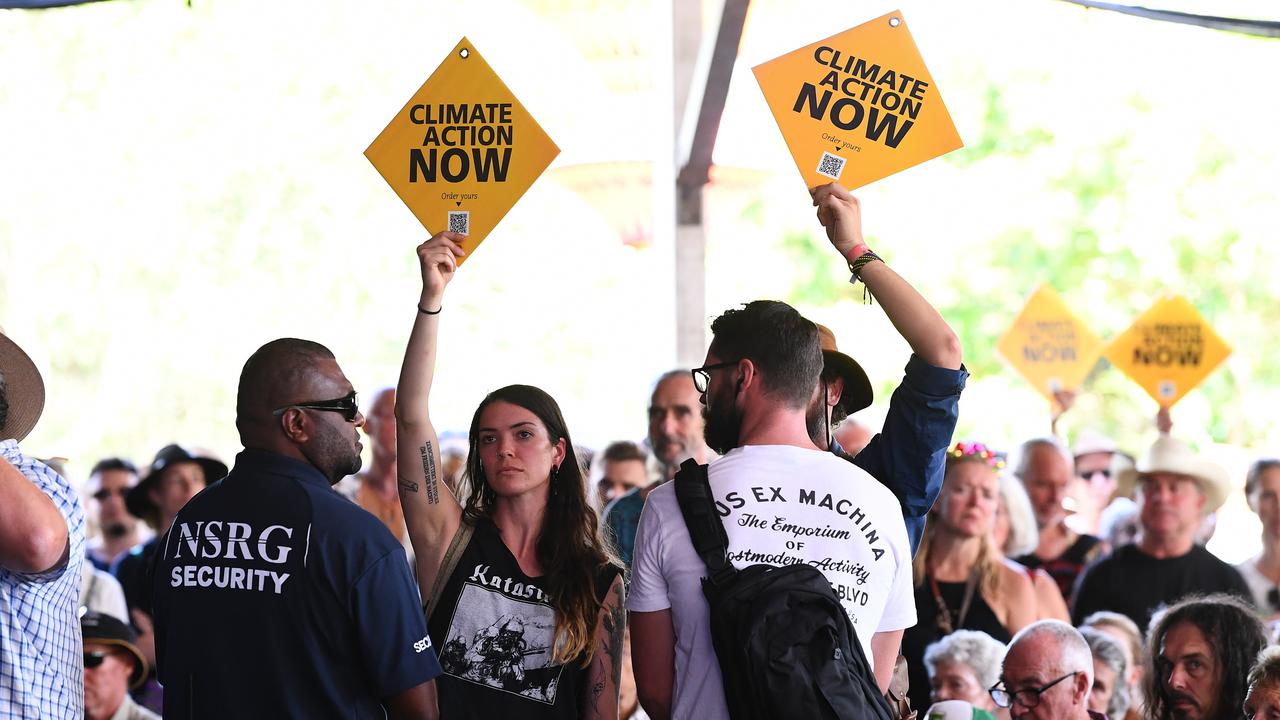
top-left (1103, 294), bottom-right (1232, 409)
top-left (996, 284), bottom-right (1104, 402)
top-left (365, 38), bottom-right (559, 265)
top-left (753, 10), bottom-right (962, 190)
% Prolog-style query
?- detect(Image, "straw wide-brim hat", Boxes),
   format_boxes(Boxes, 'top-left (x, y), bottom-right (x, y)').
top-left (1115, 434), bottom-right (1231, 514)
top-left (1072, 428), bottom-right (1119, 459)
top-left (0, 326), bottom-right (45, 442)
top-left (815, 324), bottom-right (873, 417)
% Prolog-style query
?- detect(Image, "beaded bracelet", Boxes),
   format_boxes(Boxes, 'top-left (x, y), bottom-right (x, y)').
top-left (847, 250), bottom-right (884, 304)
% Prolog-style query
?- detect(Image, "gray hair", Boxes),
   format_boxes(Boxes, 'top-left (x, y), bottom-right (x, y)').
top-left (1007, 620), bottom-right (1094, 686)
top-left (1012, 437), bottom-right (1074, 481)
top-left (1248, 645), bottom-right (1280, 696)
top-left (998, 472), bottom-right (1040, 556)
top-left (923, 629), bottom-right (1007, 690)
top-left (1080, 626), bottom-right (1130, 718)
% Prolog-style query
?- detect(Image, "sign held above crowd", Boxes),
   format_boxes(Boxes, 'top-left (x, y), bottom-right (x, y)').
top-left (1104, 294), bottom-right (1232, 408)
top-left (996, 284), bottom-right (1103, 402)
top-left (365, 38), bottom-right (559, 265)
top-left (752, 10), bottom-right (963, 191)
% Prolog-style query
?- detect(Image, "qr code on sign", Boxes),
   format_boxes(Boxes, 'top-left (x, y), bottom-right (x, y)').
top-left (447, 211), bottom-right (470, 236)
top-left (816, 151), bottom-right (845, 180)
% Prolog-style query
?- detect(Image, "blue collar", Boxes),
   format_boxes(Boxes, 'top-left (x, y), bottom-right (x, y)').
top-left (230, 448), bottom-right (333, 489)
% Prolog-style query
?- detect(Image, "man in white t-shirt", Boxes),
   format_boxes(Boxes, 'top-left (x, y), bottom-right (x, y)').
top-left (628, 295), bottom-right (915, 720)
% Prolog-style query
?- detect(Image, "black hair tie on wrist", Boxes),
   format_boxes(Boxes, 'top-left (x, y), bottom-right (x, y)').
top-left (417, 304), bottom-right (442, 315)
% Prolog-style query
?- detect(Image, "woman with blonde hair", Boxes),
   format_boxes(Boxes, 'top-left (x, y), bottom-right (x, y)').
top-left (395, 232), bottom-right (625, 719)
top-left (902, 442), bottom-right (1038, 711)
top-left (993, 473), bottom-right (1070, 621)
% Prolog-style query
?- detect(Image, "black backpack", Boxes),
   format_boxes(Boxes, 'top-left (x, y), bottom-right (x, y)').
top-left (674, 459), bottom-right (893, 720)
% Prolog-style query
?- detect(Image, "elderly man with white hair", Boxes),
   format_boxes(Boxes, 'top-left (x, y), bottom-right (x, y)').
top-left (1071, 435), bottom-right (1250, 630)
top-left (992, 620), bottom-right (1103, 720)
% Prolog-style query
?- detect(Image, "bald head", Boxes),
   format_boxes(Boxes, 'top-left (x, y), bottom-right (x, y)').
top-left (1001, 621), bottom-right (1093, 719)
top-left (236, 338), bottom-right (337, 441)
top-left (1016, 438), bottom-right (1076, 528)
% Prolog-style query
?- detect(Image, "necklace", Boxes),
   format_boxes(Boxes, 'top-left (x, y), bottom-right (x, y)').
top-left (930, 569), bottom-right (979, 635)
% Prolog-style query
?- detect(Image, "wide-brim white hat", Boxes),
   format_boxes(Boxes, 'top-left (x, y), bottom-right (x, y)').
top-left (0, 326), bottom-right (45, 442)
top-left (1115, 434), bottom-right (1230, 514)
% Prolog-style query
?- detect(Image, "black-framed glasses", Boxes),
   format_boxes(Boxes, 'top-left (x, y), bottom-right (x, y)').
top-left (84, 651), bottom-right (110, 668)
top-left (272, 391), bottom-right (360, 422)
top-left (691, 361), bottom-right (738, 394)
top-left (990, 672), bottom-right (1079, 709)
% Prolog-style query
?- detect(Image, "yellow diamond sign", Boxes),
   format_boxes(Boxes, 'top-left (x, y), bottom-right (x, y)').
top-left (1104, 295), bottom-right (1232, 408)
top-left (365, 38), bottom-right (559, 265)
top-left (752, 10), bottom-right (962, 191)
top-left (996, 284), bottom-right (1103, 402)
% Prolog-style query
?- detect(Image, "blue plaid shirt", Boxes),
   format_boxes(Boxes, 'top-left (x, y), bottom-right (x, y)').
top-left (0, 439), bottom-right (86, 718)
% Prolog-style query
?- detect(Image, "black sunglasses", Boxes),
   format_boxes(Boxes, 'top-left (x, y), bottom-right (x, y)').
top-left (84, 651), bottom-right (110, 668)
top-left (691, 360), bottom-right (738, 394)
top-left (272, 390), bottom-right (360, 422)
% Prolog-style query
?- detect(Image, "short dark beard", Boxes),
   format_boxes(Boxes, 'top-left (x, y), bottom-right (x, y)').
top-left (103, 522), bottom-right (130, 539)
top-left (805, 393), bottom-right (828, 450)
top-left (702, 393), bottom-right (742, 457)
top-left (310, 418), bottom-right (362, 483)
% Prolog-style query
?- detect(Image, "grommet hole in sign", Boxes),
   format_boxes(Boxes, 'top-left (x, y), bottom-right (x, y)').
top-left (459, 47), bottom-right (470, 59)
top-left (889, 16), bottom-right (901, 27)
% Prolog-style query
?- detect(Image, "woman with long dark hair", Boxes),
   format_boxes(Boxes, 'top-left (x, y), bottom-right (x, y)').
top-left (395, 232), bottom-right (625, 719)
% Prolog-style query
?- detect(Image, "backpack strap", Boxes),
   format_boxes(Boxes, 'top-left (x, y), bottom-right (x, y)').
top-left (673, 459), bottom-right (735, 586)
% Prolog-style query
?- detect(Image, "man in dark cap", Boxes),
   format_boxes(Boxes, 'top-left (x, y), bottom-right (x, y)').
top-left (82, 610), bottom-right (159, 720)
top-left (114, 444), bottom-right (227, 614)
top-left (152, 338), bottom-right (441, 718)
top-left (112, 443), bottom-right (227, 713)
top-left (1, 325), bottom-right (86, 717)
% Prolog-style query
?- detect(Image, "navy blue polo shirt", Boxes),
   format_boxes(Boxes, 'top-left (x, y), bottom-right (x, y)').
top-left (152, 449), bottom-right (441, 718)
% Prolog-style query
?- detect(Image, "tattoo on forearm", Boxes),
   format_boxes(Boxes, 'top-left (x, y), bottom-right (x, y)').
top-left (590, 680), bottom-right (605, 710)
top-left (420, 442), bottom-right (440, 504)
top-left (397, 474), bottom-right (418, 493)
top-left (603, 584), bottom-right (625, 688)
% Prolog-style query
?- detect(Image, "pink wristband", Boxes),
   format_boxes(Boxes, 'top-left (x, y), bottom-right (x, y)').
top-left (844, 243), bottom-right (870, 263)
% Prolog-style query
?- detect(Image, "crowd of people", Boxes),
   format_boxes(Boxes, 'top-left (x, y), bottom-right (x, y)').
top-left (2, 182), bottom-right (1279, 719)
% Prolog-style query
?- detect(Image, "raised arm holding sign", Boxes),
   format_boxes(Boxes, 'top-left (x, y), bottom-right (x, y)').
top-left (806, 182), bottom-right (968, 559)
top-left (395, 234), bottom-right (625, 720)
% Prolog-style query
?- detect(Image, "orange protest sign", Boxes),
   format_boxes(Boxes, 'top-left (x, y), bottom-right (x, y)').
top-left (1103, 295), bottom-right (1232, 408)
top-left (752, 10), bottom-right (962, 190)
top-left (996, 284), bottom-right (1103, 402)
top-left (365, 38), bottom-right (559, 265)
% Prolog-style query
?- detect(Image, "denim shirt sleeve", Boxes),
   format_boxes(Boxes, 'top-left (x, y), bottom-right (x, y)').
top-left (851, 354), bottom-right (967, 555)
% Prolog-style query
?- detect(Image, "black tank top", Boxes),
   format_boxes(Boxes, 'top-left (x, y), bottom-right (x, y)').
top-left (1016, 533), bottom-right (1102, 600)
top-left (902, 576), bottom-right (1014, 712)
top-left (427, 518), bottom-right (620, 719)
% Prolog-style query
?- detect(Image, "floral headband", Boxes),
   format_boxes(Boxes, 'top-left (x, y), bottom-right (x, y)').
top-left (948, 441), bottom-right (1007, 470)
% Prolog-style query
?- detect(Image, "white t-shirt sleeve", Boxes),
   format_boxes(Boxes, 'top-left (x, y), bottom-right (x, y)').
top-left (626, 495), bottom-right (671, 613)
top-left (876, 532), bottom-right (917, 633)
